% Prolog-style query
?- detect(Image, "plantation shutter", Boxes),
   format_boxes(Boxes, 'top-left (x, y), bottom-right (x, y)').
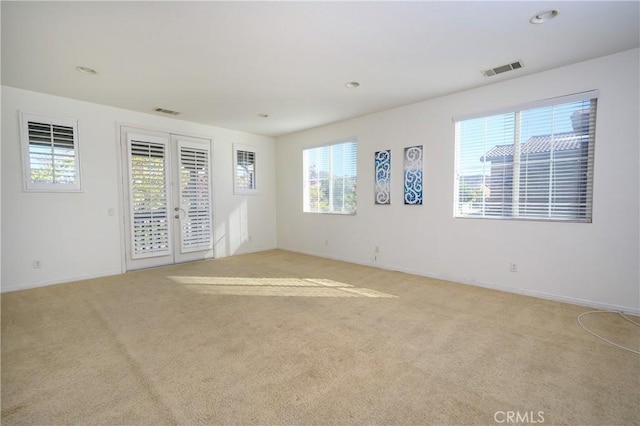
top-left (454, 91), bottom-right (597, 222)
top-left (21, 112), bottom-right (81, 191)
top-left (128, 137), bottom-right (171, 258)
top-left (178, 141), bottom-right (212, 252)
top-left (236, 150), bottom-right (256, 191)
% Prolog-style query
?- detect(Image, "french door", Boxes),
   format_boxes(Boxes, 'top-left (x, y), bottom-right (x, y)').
top-left (121, 127), bottom-right (213, 271)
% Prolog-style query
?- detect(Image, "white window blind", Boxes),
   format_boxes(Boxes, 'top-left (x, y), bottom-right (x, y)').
top-left (20, 112), bottom-right (81, 191)
top-left (179, 143), bottom-right (212, 252)
top-left (454, 91), bottom-right (597, 222)
top-left (129, 139), bottom-right (171, 258)
top-left (303, 141), bottom-right (357, 214)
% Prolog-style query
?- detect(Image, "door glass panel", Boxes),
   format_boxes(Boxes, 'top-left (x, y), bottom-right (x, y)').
top-left (129, 140), bottom-right (171, 258)
top-left (178, 143), bottom-right (212, 253)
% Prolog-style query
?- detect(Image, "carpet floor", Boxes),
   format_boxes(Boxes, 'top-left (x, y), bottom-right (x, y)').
top-left (2, 249), bottom-right (639, 425)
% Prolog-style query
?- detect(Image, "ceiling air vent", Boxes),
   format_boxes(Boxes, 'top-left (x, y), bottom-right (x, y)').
top-left (482, 61), bottom-right (523, 77)
top-left (154, 107), bottom-right (180, 116)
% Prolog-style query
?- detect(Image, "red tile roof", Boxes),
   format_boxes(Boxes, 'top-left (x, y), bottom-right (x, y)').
top-left (482, 132), bottom-right (589, 161)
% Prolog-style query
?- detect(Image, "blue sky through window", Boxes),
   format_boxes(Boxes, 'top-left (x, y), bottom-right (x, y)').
top-left (306, 141), bottom-right (357, 178)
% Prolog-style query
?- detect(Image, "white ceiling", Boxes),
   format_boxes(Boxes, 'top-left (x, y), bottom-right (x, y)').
top-left (2, 1), bottom-right (639, 137)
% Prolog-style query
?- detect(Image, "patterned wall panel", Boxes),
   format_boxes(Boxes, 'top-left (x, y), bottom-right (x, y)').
top-left (374, 150), bottom-right (391, 204)
top-left (404, 145), bottom-right (423, 205)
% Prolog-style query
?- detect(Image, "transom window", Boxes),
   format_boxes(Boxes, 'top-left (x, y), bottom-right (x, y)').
top-left (303, 141), bottom-right (357, 214)
top-left (454, 91), bottom-right (598, 222)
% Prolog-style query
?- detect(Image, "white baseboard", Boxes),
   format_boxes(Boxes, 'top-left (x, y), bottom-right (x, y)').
top-left (430, 272), bottom-right (640, 316)
top-left (0, 269), bottom-right (123, 294)
top-left (5, 248), bottom-right (639, 316)
top-left (276, 247), bottom-right (640, 316)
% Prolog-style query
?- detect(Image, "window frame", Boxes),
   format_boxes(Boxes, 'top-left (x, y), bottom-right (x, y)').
top-left (453, 90), bottom-right (598, 223)
top-left (302, 140), bottom-right (358, 215)
top-left (233, 143), bottom-right (257, 195)
top-left (19, 111), bottom-right (82, 192)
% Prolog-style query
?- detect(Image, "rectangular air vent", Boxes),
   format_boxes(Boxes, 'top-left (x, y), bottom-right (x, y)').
top-left (154, 107), bottom-right (180, 116)
top-left (482, 61), bottom-right (523, 77)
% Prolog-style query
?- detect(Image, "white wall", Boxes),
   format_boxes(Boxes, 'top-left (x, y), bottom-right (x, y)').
top-left (1, 86), bottom-right (277, 292)
top-left (276, 48), bottom-right (640, 314)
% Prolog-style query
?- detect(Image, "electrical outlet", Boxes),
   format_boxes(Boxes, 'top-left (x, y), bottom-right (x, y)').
top-left (33, 260), bottom-right (42, 269)
top-left (325, 239), bottom-right (329, 246)
top-left (374, 245), bottom-right (380, 253)
top-left (510, 263), bottom-right (518, 273)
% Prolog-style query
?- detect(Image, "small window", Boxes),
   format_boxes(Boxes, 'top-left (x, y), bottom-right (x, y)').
top-left (454, 91), bottom-right (597, 222)
top-left (20, 112), bottom-right (81, 192)
top-left (303, 140), bottom-right (357, 214)
top-left (233, 144), bottom-right (257, 194)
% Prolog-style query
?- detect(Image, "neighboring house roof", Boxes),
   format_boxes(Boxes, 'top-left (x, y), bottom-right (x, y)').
top-left (481, 132), bottom-right (588, 161)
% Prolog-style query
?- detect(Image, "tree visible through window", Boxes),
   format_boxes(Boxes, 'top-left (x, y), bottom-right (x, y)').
top-left (454, 91), bottom-right (597, 222)
top-left (303, 141), bottom-right (357, 214)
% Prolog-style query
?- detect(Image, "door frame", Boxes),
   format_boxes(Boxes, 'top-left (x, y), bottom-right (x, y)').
top-left (116, 124), bottom-right (216, 272)
top-left (170, 133), bottom-right (215, 265)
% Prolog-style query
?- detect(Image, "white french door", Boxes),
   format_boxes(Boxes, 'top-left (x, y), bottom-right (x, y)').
top-left (121, 127), bottom-right (213, 271)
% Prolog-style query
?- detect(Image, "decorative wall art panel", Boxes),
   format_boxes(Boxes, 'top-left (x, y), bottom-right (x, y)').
top-left (374, 150), bottom-right (391, 204)
top-left (403, 145), bottom-right (423, 205)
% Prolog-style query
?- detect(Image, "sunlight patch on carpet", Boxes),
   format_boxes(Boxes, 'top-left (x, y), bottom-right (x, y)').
top-left (168, 276), bottom-right (397, 298)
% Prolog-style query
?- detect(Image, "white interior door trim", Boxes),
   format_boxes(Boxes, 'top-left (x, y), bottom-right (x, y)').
top-left (118, 125), bottom-right (214, 271)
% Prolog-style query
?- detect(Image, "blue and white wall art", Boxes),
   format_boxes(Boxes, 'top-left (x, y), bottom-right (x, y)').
top-left (374, 150), bottom-right (391, 204)
top-left (403, 145), bottom-right (423, 205)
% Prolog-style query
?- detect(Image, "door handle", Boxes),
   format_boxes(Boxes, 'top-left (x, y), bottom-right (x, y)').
top-left (174, 206), bottom-right (186, 220)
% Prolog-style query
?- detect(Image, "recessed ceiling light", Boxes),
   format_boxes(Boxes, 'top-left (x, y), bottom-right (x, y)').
top-left (530, 9), bottom-right (558, 24)
top-left (76, 66), bottom-right (98, 74)
top-left (258, 113), bottom-right (269, 118)
top-left (345, 81), bottom-right (360, 89)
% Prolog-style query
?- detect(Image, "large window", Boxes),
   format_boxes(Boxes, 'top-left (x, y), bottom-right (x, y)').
top-left (20, 112), bottom-right (81, 192)
top-left (303, 141), bottom-right (357, 214)
top-left (454, 91), bottom-right (597, 222)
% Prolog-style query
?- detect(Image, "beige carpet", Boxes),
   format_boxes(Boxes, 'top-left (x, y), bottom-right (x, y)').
top-left (2, 249), bottom-right (638, 425)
